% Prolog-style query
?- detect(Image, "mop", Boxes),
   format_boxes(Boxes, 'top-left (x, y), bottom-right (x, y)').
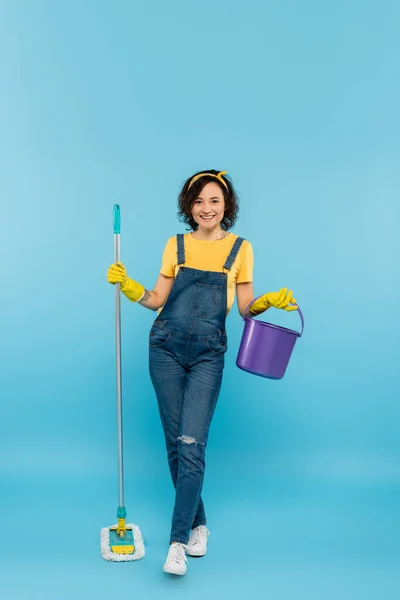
top-left (100, 204), bottom-right (145, 562)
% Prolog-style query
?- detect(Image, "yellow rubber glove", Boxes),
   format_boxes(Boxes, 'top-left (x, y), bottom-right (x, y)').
top-left (249, 287), bottom-right (297, 315)
top-left (107, 262), bottom-right (145, 303)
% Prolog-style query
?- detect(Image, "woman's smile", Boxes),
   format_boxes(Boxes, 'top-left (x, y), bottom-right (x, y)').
top-left (191, 182), bottom-right (225, 234)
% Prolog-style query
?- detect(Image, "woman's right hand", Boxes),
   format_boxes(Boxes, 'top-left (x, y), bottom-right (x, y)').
top-left (107, 261), bottom-right (128, 285)
top-left (107, 262), bottom-right (145, 303)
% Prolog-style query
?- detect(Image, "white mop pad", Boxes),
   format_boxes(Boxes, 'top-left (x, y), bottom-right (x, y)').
top-left (100, 523), bottom-right (145, 561)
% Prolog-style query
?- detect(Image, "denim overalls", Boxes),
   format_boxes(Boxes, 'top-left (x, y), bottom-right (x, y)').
top-left (149, 233), bottom-right (245, 545)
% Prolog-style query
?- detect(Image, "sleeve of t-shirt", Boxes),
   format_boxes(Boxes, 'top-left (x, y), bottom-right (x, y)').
top-left (236, 241), bottom-right (254, 283)
top-left (160, 237), bottom-right (176, 277)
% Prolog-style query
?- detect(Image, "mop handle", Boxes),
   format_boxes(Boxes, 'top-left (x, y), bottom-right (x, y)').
top-left (113, 204), bottom-right (125, 508)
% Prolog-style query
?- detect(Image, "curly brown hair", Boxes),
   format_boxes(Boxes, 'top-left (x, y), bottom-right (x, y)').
top-left (178, 169), bottom-right (239, 231)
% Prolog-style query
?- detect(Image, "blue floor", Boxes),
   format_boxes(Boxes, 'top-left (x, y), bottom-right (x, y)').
top-left (3, 465), bottom-right (399, 600)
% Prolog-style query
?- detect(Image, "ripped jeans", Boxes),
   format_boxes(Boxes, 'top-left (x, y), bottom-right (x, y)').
top-left (149, 329), bottom-right (225, 544)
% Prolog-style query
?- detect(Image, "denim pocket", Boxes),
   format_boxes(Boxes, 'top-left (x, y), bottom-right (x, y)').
top-left (149, 322), bottom-right (171, 347)
top-left (207, 332), bottom-right (228, 355)
top-left (194, 283), bottom-right (223, 319)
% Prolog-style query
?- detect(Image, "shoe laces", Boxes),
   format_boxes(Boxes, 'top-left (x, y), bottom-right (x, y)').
top-left (168, 542), bottom-right (187, 563)
top-left (191, 525), bottom-right (209, 545)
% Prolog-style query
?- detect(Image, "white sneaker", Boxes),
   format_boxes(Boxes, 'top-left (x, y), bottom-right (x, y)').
top-left (163, 542), bottom-right (188, 576)
top-left (186, 525), bottom-right (210, 557)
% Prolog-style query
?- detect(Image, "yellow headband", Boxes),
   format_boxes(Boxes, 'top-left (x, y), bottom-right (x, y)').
top-left (188, 170), bottom-right (228, 191)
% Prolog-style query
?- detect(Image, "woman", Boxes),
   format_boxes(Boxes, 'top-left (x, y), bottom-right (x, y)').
top-left (107, 169), bottom-right (297, 576)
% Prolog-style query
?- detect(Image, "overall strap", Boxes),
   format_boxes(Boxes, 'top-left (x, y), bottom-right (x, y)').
top-left (223, 237), bottom-right (245, 271)
top-left (177, 234), bottom-right (185, 265)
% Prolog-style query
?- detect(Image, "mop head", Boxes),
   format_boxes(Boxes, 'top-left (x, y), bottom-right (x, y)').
top-left (100, 523), bottom-right (145, 562)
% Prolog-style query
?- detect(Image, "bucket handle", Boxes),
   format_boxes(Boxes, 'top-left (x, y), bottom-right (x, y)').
top-left (243, 296), bottom-right (304, 338)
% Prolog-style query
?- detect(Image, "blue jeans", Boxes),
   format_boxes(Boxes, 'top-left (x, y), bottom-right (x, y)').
top-left (149, 324), bottom-right (227, 544)
top-left (148, 235), bottom-right (243, 545)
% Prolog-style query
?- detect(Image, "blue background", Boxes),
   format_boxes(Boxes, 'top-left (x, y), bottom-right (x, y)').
top-left (1, 1), bottom-right (399, 598)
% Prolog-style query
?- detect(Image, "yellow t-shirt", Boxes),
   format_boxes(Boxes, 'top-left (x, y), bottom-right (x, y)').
top-left (160, 233), bottom-right (253, 314)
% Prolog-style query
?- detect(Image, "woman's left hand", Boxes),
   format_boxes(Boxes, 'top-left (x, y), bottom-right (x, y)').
top-left (249, 288), bottom-right (297, 315)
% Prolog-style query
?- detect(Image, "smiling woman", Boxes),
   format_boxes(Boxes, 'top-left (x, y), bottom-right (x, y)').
top-left (178, 169), bottom-right (239, 232)
top-left (191, 183), bottom-right (226, 229)
top-left (106, 168), bottom-right (297, 576)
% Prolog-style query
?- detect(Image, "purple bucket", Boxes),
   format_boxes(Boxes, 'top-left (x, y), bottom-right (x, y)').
top-left (236, 299), bottom-right (304, 380)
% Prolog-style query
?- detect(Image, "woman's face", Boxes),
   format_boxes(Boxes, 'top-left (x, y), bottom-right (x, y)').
top-left (191, 182), bottom-right (225, 229)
